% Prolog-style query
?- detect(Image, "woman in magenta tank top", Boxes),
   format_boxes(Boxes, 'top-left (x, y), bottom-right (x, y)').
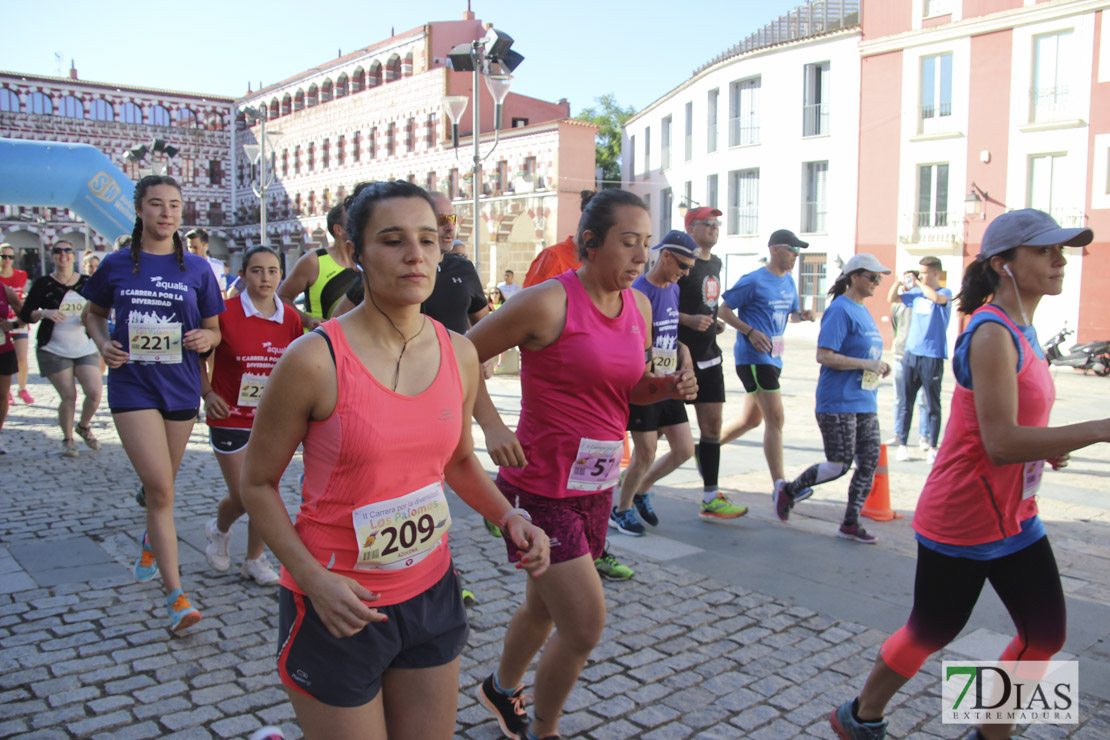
top-left (831, 210), bottom-right (1109, 740)
top-left (240, 181), bottom-right (549, 740)
top-left (467, 189), bottom-right (699, 740)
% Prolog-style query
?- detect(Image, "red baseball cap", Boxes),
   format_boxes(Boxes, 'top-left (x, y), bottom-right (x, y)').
top-left (684, 207), bottom-right (723, 230)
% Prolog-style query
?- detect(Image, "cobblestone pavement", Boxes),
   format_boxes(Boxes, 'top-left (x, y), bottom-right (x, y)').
top-left (0, 339), bottom-right (1107, 739)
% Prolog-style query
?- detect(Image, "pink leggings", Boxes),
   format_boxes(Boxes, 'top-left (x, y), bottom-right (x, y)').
top-left (880, 537), bottom-right (1066, 678)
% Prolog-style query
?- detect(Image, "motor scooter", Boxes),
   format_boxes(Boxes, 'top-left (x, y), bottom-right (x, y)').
top-left (1043, 325), bottom-right (1110, 376)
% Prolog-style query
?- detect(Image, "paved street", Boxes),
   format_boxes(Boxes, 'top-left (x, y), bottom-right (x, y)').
top-left (1, 335), bottom-right (1107, 739)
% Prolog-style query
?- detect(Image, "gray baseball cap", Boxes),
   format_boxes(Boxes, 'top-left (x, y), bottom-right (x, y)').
top-left (979, 209), bottom-right (1093, 260)
top-left (841, 253), bottom-right (891, 275)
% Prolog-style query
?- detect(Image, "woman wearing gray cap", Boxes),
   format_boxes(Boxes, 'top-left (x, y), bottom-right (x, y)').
top-left (774, 254), bottom-right (891, 540)
top-left (831, 209), bottom-right (1108, 740)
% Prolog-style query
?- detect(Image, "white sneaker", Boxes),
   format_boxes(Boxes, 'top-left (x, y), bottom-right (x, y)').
top-left (926, 448), bottom-right (938, 464)
top-left (895, 445), bottom-right (911, 462)
top-left (241, 555), bottom-right (280, 586)
top-left (883, 436), bottom-right (900, 446)
top-left (919, 438), bottom-right (930, 451)
top-left (204, 518), bottom-right (232, 572)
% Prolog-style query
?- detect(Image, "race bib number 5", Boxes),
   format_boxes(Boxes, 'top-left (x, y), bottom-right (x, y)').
top-left (567, 437), bottom-right (623, 491)
top-left (128, 322), bottom-right (182, 364)
top-left (352, 482), bottom-right (451, 571)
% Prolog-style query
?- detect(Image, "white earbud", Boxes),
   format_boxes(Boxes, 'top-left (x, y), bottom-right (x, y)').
top-left (1003, 264), bottom-right (1014, 277)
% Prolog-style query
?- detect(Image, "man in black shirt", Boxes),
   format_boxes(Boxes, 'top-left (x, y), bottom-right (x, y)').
top-left (676, 207), bottom-right (747, 519)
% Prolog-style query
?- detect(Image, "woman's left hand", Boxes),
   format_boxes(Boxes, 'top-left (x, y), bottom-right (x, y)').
top-left (505, 516), bottom-right (550, 577)
top-left (1048, 453), bottom-right (1069, 470)
top-left (183, 328), bottom-right (216, 353)
top-left (668, 369), bottom-right (698, 402)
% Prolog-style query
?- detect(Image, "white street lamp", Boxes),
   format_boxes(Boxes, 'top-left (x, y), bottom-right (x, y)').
top-left (241, 105), bottom-right (283, 244)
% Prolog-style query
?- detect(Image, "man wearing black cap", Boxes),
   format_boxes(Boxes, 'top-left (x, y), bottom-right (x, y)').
top-left (677, 207), bottom-right (748, 519)
top-left (719, 229), bottom-right (816, 506)
top-left (611, 231), bottom-right (697, 536)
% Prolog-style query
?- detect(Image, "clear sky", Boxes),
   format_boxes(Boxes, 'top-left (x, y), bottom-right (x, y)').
top-left (1, 0), bottom-right (804, 115)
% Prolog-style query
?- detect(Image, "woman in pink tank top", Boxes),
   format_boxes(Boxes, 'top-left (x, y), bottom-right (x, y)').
top-left (830, 210), bottom-right (1109, 740)
top-left (240, 181), bottom-right (549, 740)
top-left (466, 189), bottom-right (699, 740)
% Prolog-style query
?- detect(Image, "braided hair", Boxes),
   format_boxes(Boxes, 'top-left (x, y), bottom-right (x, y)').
top-left (130, 175), bottom-right (186, 273)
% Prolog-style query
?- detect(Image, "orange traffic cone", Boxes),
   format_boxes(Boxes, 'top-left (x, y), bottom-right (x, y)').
top-left (619, 432), bottom-right (632, 469)
top-left (861, 444), bottom-right (903, 521)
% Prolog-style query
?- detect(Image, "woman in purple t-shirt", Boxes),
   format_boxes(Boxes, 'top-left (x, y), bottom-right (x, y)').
top-left (83, 175), bottom-right (223, 633)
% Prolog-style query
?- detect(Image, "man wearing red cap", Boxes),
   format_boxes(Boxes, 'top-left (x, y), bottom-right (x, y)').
top-left (677, 207), bottom-right (747, 519)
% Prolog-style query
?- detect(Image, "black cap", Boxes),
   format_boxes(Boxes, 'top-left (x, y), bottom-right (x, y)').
top-left (768, 229), bottom-right (808, 249)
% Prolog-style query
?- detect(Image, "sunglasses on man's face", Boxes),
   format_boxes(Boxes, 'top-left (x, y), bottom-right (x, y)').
top-left (438, 214), bottom-right (457, 226)
top-left (773, 244), bottom-right (802, 254)
top-left (693, 219), bottom-right (720, 228)
top-left (0, 254), bottom-right (14, 260)
top-left (53, 248), bottom-right (75, 255)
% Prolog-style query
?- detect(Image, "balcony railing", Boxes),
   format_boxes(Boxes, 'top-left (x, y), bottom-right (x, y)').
top-left (801, 201), bottom-right (827, 234)
top-left (728, 116), bottom-right (760, 147)
top-left (727, 206), bottom-right (759, 236)
top-left (920, 101), bottom-right (952, 120)
top-left (898, 211), bottom-right (962, 245)
top-left (803, 103), bottom-right (828, 137)
top-left (1031, 86), bottom-right (1071, 123)
top-left (1047, 208), bottom-right (1086, 228)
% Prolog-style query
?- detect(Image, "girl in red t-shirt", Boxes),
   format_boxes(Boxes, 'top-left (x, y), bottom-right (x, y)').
top-left (201, 246), bottom-right (301, 585)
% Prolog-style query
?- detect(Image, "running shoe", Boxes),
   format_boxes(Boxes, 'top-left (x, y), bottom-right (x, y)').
top-left (166, 589), bottom-right (202, 633)
top-left (609, 507), bottom-right (645, 536)
top-left (241, 555), bottom-right (280, 585)
top-left (632, 492), bottom-right (658, 526)
top-left (484, 518), bottom-right (502, 538)
top-left (919, 438), bottom-right (930, 451)
top-left (133, 531), bottom-right (159, 582)
top-left (882, 436), bottom-right (900, 446)
top-left (594, 549), bottom-right (633, 580)
top-left (477, 673), bottom-right (531, 740)
top-left (699, 492), bottom-right (748, 519)
top-left (837, 523), bottom-right (878, 544)
top-left (772, 480), bottom-right (791, 522)
top-left (61, 438), bottom-right (79, 458)
top-left (0, 440), bottom-right (6, 455)
top-left (926, 448), bottom-right (937, 465)
top-left (75, 424), bottom-right (100, 451)
top-left (793, 486), bottom-right (814, 504)
top-left (204, 518), bottom-right (232, 572)
top-left (134, 484), bottom-right (146, 508)
top-left (830, 698), bottom-right (887, 739)
top-left (461, 589), bottom-right (477, 608)
top-left (895, 445), bottom-right (911, 462)
top-left (17, 389), bottom-right (33, 404)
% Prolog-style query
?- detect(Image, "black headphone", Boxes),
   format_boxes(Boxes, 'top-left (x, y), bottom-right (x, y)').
top-left (586, 239), bottom-right (598, 248)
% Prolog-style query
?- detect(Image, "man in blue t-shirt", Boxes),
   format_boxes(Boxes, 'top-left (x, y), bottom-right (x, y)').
top-left (610, 231), bottom-right (696, 536)
top-left (719, 229), bottom-right (816, 499)
top-left (892, 255), bottom-right (952, 463)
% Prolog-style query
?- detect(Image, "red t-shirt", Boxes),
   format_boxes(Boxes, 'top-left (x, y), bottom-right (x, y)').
top-left (0, 269), bottom-right (28, 324)
top-left (208, 294), bottom-right (302, 429)
top-left (523, 236), bottom-right (581, 288)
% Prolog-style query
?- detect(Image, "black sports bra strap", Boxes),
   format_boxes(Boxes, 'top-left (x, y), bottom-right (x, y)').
top-left (310, 326), bottom-right (336, 367)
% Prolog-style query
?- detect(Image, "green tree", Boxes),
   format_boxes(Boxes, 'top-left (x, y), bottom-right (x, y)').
top-left (575, 93), bottom-right (636, 189)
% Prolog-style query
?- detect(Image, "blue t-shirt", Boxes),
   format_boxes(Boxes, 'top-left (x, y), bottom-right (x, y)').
top-left (814, 295), bottom-right (884, 414)
top-left (952, 307), bottom-right (1043, 389)
top-left (722, 267), bottom-right (799, 368)
top-left (633, 275), bottom-right (680, 375)
top-left (82, 249), bottom-right (225, 411)
top-left (901, 287), bottom-right (953, 359)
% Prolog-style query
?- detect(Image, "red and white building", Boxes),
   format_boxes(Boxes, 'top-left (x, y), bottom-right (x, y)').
top-left (0, 65), bottom-right (235, 273)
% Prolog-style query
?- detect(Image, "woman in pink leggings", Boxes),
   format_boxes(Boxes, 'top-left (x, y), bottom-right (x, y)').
top-left (831, 210), bottom-right (1109, 740)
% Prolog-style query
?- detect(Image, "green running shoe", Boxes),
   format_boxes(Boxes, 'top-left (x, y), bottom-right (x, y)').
top-left (594, 548), bottom-right (634, 580)
top-left (700, 492), bottom-right (748, 519)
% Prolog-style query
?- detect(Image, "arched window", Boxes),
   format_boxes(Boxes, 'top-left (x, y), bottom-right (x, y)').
top-left (59, 95), bottom-right (84, 118)
top-left (321, 79), bottom-right (333, 103)
top-left (0, 87), bottom-right (20, 112)
top-left (403, 51), bottom-right (414, 77)
top-left (369, 62), bottom-right (382, 89)
top-left (336, 73), bottom-right (348, 98)
top-left (26, 91), bottom-right (52, 115)
top-left (385, 55), bottom-right (401, 83)
top-left (307, 84), bottom-right (318, 107)
top-left (90, 99), bottom-right (114, 121)
top-left (308, 142), bottom-right (315, 170)
top-left (281, 94), bottom-right (292, 116)
top-left (352, 67), bottom-right (366, 93)
top-left (120, 102), bottom-right (142, 124)
top-left (270, 98), bottom-right (280, 118)
top-left (150, 104), bottom-right (171, 126)
top-left (294, 89), bottom-right (305, 111)
top-left (176, 108), bottom-right (197, 127)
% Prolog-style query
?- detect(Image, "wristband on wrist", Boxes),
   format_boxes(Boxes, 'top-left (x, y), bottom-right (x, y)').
top-left (498, 507), bottom-right (532, 530)
top-left (744, 327), bottom-right (753, 338)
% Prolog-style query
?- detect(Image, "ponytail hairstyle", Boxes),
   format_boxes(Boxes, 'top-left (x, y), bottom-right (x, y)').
top-left (130, 175), bottom-right (185, 273)
top-left (344, 180), bottom-right (437, 260)
top-left (575, 188), bottom-right (647, 259)
top-left (956, 248), bottom-right (1015, 315)
top-left (828, 271), bottom-right (855, 299)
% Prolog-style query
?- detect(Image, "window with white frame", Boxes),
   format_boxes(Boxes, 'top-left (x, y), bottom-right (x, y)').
top-left (683, 181), bottom-right (692, 211)
top-left (707, 88), bottom-right (719, 153)
top-left (801, 161), bottom-right (827, 234)
top-left (684, 102), bottom-right (693, 162)
top-left (661, 188), bottom-right (673, 233)
top-left (706, 174), bottom-right (718, 210)
top-left (923, 0), bottom-right (952, 17)
top-left (628, 135), bottom-right (636, 181)
top-left (921, 53), bottom-right (953, 121)
top-left (1028, 153), bottom-right (1080, 224)
top-left (644, 126), bottom-right (651, 178)
top-left (728, 169), bottom-right (759, 236)
top-left (917, 163), bottom-right (949, 230)
top-left (728, 77), bottom-right (760, 147)
top-left (1032, 30), bottom-right (1074, 123)
top-left (803, 62), bottom-right (830, 137)
top-left (661, 116), bottom-right (672, 170)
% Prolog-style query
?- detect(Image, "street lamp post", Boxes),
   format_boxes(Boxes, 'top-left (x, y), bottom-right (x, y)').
top-left (241, 106), bottom-right (282, 245)
top-left (441, 28), bottom-right (523, 276)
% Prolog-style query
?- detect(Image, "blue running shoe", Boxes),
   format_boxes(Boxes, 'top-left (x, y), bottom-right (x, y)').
top-left (609, 507), bottom-right (645, 536)
top-left (793, 486), bottom-right (814, 504)
top-left (632, 492), bottom-right (658, 526)
top-left (133, 531), bottom-right (159, 582)
top-left (166, 589), bottom-right (202, 633)
top-left (830, 699), bottom-right (887, 739)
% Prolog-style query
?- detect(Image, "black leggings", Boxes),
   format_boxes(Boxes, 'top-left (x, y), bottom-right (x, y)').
top-left (880, 536), bottom-right (1066, 678)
